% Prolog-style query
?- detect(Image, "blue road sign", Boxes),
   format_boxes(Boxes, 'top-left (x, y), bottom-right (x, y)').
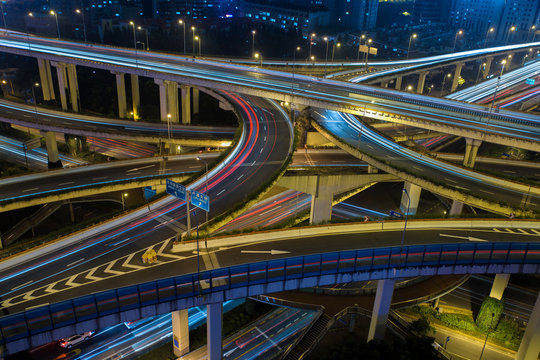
top-left (144, 186), bottom-right (156, 200)
top-left (389, 210), bottom-right (403, 218)
top-left (166, 179), bottom-right (186, 201)
top-left (190, 189), bottom-right (210, 212)
top-left (526, 78), bottom-right (535, 85)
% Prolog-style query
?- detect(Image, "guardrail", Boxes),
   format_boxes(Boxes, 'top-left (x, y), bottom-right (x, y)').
top-left (1, 241), bottom-right (539, 348)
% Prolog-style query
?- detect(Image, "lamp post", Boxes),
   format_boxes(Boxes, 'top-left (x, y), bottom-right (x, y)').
top-left (196, 156), bottom-right (209, 224)
top-left (195, 36), bottom-right (201, 57)
top-left (191, 26), bottom-right (196, 57)
top-left (251, 30), bottom-right (256, 57)
top-left (324, 36), bottom-right (329, 68)
top-left (2, 79), bottom-right (13, 95)
top-left (331, 42), bottom-right (340, 62)
top-left (0, 1), bottom-right (6, 29)
top-left (50, 10), bottom-right (60, 39)
top-left (489, 60), bottom-right (506, 114)
top-left (453, 30), bottom-right (463, 53)
top-left (407, 33), bottom-right (417, 60)
top-left (400, 188), bottom-right (411, 264)
top-left (441, 73), bottom-right (451, 93)
top-left (254, 52), bottom-right (262, 66)
top-left (138, 26), bottom-right (149, 50)
top-left (178, 20), bottom-right (186, 55)
top-left (121, 192), bottom-right (128, 210)
top-left (484, 27), bottom-right (494, 47)
top-left (31, 82), bottom-right (39, 110)
top-left (308, 33), bottom-right (316, 60)
top-left (364, 39), bottom-right (372, 69)
top-left (129, 21), bottom-right (137, 50)
top-left (528, 25), bottom-right (536, 42)
top-left (505, 26), bottom-right (515, 44)
top-left (476, 62), bottom-right (486, 83)
top-left (479, 313), bottom-right (495, 360)
top-left (357, 34), bottom-right (366, 61)
top-left (75, 9), bottom-right (87, 43)
top-left (167, 113), bottom-right (172, 143)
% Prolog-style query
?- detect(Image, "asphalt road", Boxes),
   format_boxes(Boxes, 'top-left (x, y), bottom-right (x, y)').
top-left (0, 91), bottom-right (294, 315)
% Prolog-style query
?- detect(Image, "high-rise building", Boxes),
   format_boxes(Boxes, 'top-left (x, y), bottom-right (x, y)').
top-left (413, 0), bottom-right (451, 24)
top-left (326, 0), bottom-right (379, 30)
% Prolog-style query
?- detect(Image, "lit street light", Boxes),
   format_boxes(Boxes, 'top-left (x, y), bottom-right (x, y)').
top-left (75, 9), bottom-right (87, 43)
top-left (138, 26), bottom-right (149, 50)
top-left (406, 33), bottom-right (417, 60)
top-left (364, 38), bottom-right (372, 69)
top-left (121, 192), bottom-right (128, 210)
top-left (254, 52), bottom-right (262, 66)
top-left (324, 36), bottom-right (329, 67)
top-left (178, 20), bottom-right (186, 55)
top-left (441, 73), bottom-right (451, 93)
top-left (331, 42), bottom-right (341, 62)
top-left (484, 27), bottom-right (494, 47)
top-left (309, 33), bottom-right (316, 60)
top-left (357, 34), bottom-right (366, 61)
top-left (251, 30), bottom-right (256, 57)
top-left (129, 21), bottom-right (137, 50)
top-left (476, 62), bottom-right (486, 83)
top-left (505, 25), bottom-right (516, 44)
top-left (1, 79), bottom-right (13, 94)
top-left (528, 25), bottom-right (536, 42)
top-left (167, 113), bottom-right (172, 143)
top-left (50, 10), bottom-right (60, 39)
top-left (191, 26), bottom-right (196, 57)
top-left (453, 29), bottom-right (463, 53)
top-left (195, 36), bottom-right (201, 57)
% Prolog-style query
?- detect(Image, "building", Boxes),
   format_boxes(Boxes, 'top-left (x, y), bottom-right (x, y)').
top-left (326, 0), bottom-right (379, 30)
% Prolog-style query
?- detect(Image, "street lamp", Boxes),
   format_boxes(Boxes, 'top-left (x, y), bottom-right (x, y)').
top-left (138, 26), bottom-right (149, 50)
top-left (195, 36), bottom-right (201, 57)
top-left (50, 10), bottom-right (60, 39)
top-left (406, 33), bottom-right (417, 60)
top-left (357, 34), bottom-right (366, 61)
top-left (129, 21), bottom-right (137, 49)
top-left (407, 85), bottom-right (413, 92)
top-left (1, 79), bottom-right (13, 95)
top-left (324, 36), bottom-right (329, 67)
top-left (178, 20), bottom-right (186, 55)
top-left (75, 9), bottom-right (87, 43)
top-left (484, 27), bottom-right (494, 47)
top-left (251, 30), bottom-right (256, 57)
top-left (476, 62), bottom-right (486, 83)
top-left (453, 30), bottom-right (463, 53)
top-left (196, 156), bottom-right (209, 223)
top-left (331, 42), bottom-right (340, 62)
top-left (479, 313), bottom-right (495, 360)
top-left (489, 60), bottom-right (506, 112)
top-left (364, 39), bottom-right (372, 69)
top-left (441, 73), bottom-right (451, 93)
top-left (505, 26), bottom-right (516, 44)
top-left (528, 25), bottom-right (536, 42)
top-left (310, 55), bottom-right (315, 64)
top-left (400, 188), bottom-right (411, 264)
top-left (121, 192), bottom-right (128, 210)
top-left (254, 52), bottom-right (262, 66)
top-left (191, 26), bottom-right (196, 57)
top-left (309, 33), bottom-right (316, 60)
top-left (167, 113), bottom-right (172, 142)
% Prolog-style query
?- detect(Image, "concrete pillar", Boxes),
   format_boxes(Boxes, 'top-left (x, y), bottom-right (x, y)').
top-left (417, 71), bottom-right (428, 94)
top-left (37, 58), bottom-right (55, 101)
top-left (192, 86), bottom-right (199, 115)
top-left (489, 274), bottom-right (510, 300)
top-left (180, 85), bottom-right (191, 124)
top-left (483, 56), bottom-right (493, 79)
top-left (400, 182), bottom-right (422, 215)
top-left (53, 63), bottom-right (68, 111)
top-left (130, 74), bottom-right (140, 120)
top-left (367, 279), bottom-right (395, 341)
top-left (449, 200), bottom-right (463, 216)
top-left (44, 131), bottom-right (62, 168)
top-left (310, 194), bottom-right (333, 224)
top-left (451, 62), bottom-right (464, 92)
top-left (154, 79), bottom-right (179, 123)
top-left (463, 138), bottom-right (482, 168)
top-left (516, 290), bottom-right (540, 360)
top-left (112, 72), bottom-right (127, 118)
top-left (395, 76), bottom-right (402, 90)
top-left (381, 81), bottom-right (389, 88)
top-left (207, 302), bottom-right (222, 360)
top-left (172, 309), bottom-right (189, 357)
top-left (66, 63), bottom-right (79, 112)
top-left (367, 165), bottom-right (378, 174)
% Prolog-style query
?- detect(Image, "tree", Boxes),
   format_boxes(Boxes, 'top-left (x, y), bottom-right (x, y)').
top-left (476, 296), bottom-right (504, 331)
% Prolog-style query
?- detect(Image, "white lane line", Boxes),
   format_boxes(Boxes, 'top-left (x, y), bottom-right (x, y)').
top-left (126, 165), bottom-right (154, 172)
top-left (66, 258), bottom-right (85, 267)
top-left (503, 170), bottom-right (516, 174)
top-left (260, 148), bottom-right (264, 153)
top-left (58, 181), bottom-right (74, 186)
top-left (217, 189), bottom-right (226, 196)
top-left (479, 189), bottom-right (494, 195)
top-left (128, 171), bottom-right (140, 175)
top-left (413, 166), bottom-right (423, 172)
top-left (237, 174), bottom-right (244, 180)
top-left (12, 281), bottom-right (33, 291)
top-left (93, 176), bottom-right (107, 180)
top-left (445, 178), bottom-right (457, 183)
top-left (22, 188), bottom-right (38, 192)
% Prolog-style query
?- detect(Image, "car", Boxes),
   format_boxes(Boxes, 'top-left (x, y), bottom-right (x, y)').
top-left (59, 331), bottom-right (94, 348)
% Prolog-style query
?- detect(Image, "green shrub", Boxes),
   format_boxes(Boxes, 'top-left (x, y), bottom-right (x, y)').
top-left (476, 296), bottom-right (504, 331)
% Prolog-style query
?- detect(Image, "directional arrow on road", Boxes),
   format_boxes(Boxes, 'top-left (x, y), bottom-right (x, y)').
top-left (126, 164), bottom-right (155, 172)
top-left (241, 250), bottom-right (291, 255)
top-left (440, 234), bottom-right (488, 242)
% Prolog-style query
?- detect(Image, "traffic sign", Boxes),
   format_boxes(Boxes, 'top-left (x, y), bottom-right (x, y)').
top-left (144, 186), bottom-right (156, 200)
top-left (190, 189), bottom-right (210, 212)
top-left (526, 78), bottom-right (535, 85)
top-left (166, 179), bottom-right (186, 201)
top-left (389, 210), bottom-right (403, 218)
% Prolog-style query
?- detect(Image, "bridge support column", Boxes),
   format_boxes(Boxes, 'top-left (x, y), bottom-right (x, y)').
top-left (112, 72), bottom-right (127, 118)
top-left (463, 138), bottom-right (482, 168)
top-left (417, 71), bottom-right (428, 94)
top-left (37, 58), bottom-right (55, 101)
top-left (66, 64), bottom-right (80, 112)
top-left (451, 62), bottom-right (464, 92)
top-left (516, 290), bottom-right (540, 360)
top-left (395, 76), bottom-right (402, 90)
top-left (130, 74), bottom-right (140, 120)
top-left (192, 87), bottom-right (199, 115)
top-left (400, 182), bottom-right (422, 215)
top-left (207, 302), bottom-right (222, 360)
top-left (381, 82), bottom-right (389, 88)
top-left (367, 279), bottom-right (395, 341)
top-left (449, 200), bottom-right (463, 215)
top-left (489, 274), bottom-right (510, 300)
top-left (172, 309), bottom-right (189, 357)
top-left (483, 57), bottom-right (493, 79)
top-left (44, 131), bottom-right (62, 169)
top-left (52, 62), bottom-right (69, 111)
top-left (155, 79), bottom-right (179, 123)
top-left (181, 85), bottom-right (191, 124)
top-left (311, 193), bottom-right (333, 224)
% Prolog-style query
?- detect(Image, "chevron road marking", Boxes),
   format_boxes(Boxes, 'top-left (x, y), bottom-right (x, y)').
top-left (122, 254), bottom-right (145, 270)
top-left (65, 275), bottom-right (81, 288)
top-left (86, 267), bottom-right (102, 281)
top-left (45, 282), bottom-right (58, 294)
top-left (531, 229), bottom-right (540, 235)
top-left (104, 260), bottom-right (125, 275)
top-left (504, 228), bottom-right (516, 233)
top-left (157, 238), bottom-right (187, 259)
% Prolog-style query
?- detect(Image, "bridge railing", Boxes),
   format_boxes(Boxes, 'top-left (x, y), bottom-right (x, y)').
top-left (1, 241), bottom-right (539, 345)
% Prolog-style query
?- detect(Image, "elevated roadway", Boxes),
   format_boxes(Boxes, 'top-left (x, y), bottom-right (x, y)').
top-left (0, 33), bottom-right (537, 152)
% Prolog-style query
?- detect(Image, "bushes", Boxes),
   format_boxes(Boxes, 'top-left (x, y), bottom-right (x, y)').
top-left (476, 296), bottom-right (504, 331)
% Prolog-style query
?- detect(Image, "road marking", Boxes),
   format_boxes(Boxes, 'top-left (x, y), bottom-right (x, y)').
top-left (504, 228), bottom-right (516, 233)
top-left (45, 282), bottom-right (58, 294)
top-left (413, 166), bottom-right (423, 172)
top-left (86, 267), bottom-right (101, 281)
top-left (493, 228), bottom-right (501, 232)
top-left (241, 250), bottom-right (291, 255)
top-left (122, 254), bottom-right (145, 270)
top-left (58, 181), bottom-right (74, 186)
top-left (439, 234), bottom-right (487, 242)
top-left (66, 258), bottom-right (85, 267)
top-left (65, 275), bottom-right (81, 287)
top-left (128, 171), bottom-right (140, 175)
top-left (22, 188), bottom-right (38, 192)
top-left (517, 229), bottom-right (529, 234)
top-left (189, 166), bottom-right (199, 169)
top-left (503, 170), bottom-right (516, 174)
top-left (531, 229), bottom-right (540, 235)
top-left (104, 261), bottom-right (124, 275)
top-left (479, 189), bottom-right (494, 195)
top-left (237, 174), bottom-right (244, 180)
top-left (110, 237), bottom-right (131, 247)
top-left (260, 148), bottom-right (264, 153)
top-left (92, 176), bottom-right (107, 180)
top-left (217, 189), bottom-right (226, 196)
top-left (12, 281), bottom-right (33, 291)
top-left (26, 303), bottom-right (49, 310)
top-left (126, 164), bottom-right (154, 172)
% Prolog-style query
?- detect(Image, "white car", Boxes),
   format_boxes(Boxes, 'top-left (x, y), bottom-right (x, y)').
top-left (59, 331), bottom-right (94, 348)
